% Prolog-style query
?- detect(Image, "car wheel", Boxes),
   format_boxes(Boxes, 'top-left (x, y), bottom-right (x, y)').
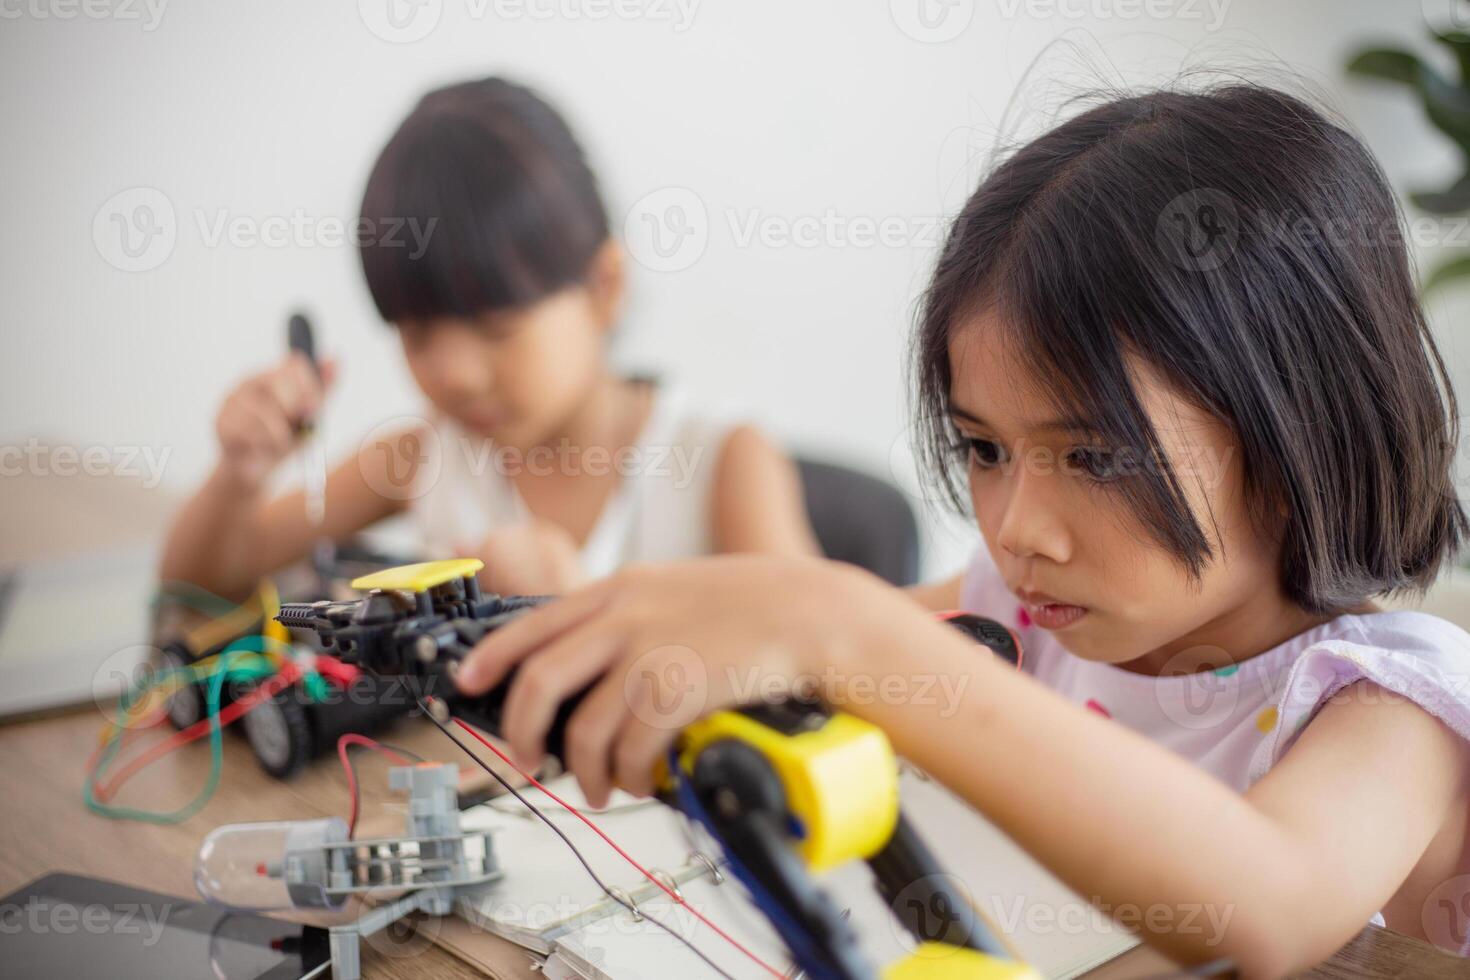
top-left (243, 687), bottom-right (313, 779)
top-left (158, 643), bottom-right (205, 730)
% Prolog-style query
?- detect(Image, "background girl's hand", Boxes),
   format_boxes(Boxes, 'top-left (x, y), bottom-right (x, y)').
top-left (454, 554), bottom-right (946, 807)
top-left (213, 353), bottom-right (335, 494)
top-left (459, 518), bottom-right (586, 596)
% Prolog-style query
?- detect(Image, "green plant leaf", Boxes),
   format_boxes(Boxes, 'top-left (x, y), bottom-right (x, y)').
top-left (1424, 254), bottom-right (1470, 294)
top-left (1347, 48), bottom-right (1420, 84)
top-left (1411, 173), bottom-right (1470, 213)
top-left (1433, 30), bottom-right (1470, 84)
top-left (1347, 46), bottom-right (1470, 157)
top-left (1420, 62), bottom-right (1470, 156)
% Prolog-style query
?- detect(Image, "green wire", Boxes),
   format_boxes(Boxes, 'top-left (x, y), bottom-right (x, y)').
top-left (84, 636), bottom-right (282, 824)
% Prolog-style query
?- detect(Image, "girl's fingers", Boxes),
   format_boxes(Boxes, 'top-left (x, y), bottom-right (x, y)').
top-left (257, 358), bottom-right (314, 423)
top-left (252, 369), bottom-right (296, 421)
top-left (237, 392), bottom-right (294, 456)
top-left (284, 354), bottom-right (324, 415)
top-left (456, 579), bottom-right (618, 694)
top-left (499, 623), bottom-right (625, 768)
top-left (319, 356), bottom-right (340, 390)
top-left (562, 676), bottom-right (633, 808)
top-left (611, 716), bottom-right (679, 799)
top-left (216, 403), bottom-right (253, 450)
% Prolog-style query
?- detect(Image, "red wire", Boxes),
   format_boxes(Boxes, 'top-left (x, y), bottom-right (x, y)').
top-left (84, 712), bottom-right (169, 777)
top-left (336, 734), bottom-right (415, 838)
top-left (92, 664), bottom-right (301, 802)
top-left (450, 717), bottom-right (785, 980)
top-left (340, 739), bottom-right (361, 837)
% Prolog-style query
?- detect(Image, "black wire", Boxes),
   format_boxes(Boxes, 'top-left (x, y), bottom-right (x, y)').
top-left (374, 740), bottom-right (426, 763)
top-left (414, 696), bottom-right (741, 980)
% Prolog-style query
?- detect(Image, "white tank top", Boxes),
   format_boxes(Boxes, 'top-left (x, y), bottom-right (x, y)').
top-left (409, 385), bottom-right (733, 579)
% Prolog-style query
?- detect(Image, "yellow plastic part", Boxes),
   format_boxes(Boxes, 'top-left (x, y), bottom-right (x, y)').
top-left (263, 617), bottom-right (291, 648)
top-left (675, 709), bottom-right (899, 872)
top-left (351, 559), bottom-right (485, 593)
top-left (882, 944), bottom-right (1041, 980)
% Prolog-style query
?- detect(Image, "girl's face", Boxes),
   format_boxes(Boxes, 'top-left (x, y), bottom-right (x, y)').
top-left (949, 312), bottom-right (1309, 671)
top-left (398, 243), bottom-right (623, 449)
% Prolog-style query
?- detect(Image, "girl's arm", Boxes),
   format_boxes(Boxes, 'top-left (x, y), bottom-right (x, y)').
top-left (907, 573), bottom-right (961, 610)
top-left (159, 442), bottom-right (412, 598)
top-left (159, 354), bottom-right (420, 597)
top-left (862, 639), bottom-right (1468, 976)
top-left (710, 425), bottom-right (821, 556)
top-left (455, 556), bottom-right (1470, 979)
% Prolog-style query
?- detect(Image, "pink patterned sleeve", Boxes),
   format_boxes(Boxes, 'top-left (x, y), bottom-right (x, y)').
top-left (1248, 612), bottom-right (1470, 955)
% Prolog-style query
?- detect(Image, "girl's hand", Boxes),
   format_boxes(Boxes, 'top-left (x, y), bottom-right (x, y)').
top-left (459, 519), bottom-right (586, 596)
top-left (214, 353), bottom-right (335, 494)
top-left (453, 555), bottom-right (948, 807)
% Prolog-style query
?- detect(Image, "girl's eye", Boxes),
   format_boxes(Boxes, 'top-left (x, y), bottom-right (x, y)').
top-left (962, 437), bottom-right (1005, 469)
top-left (1067, 447), bottom-right (1123, 482)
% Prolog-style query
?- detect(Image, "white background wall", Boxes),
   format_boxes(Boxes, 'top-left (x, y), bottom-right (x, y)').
top-left (3, 0), bottom-right (1466, 576)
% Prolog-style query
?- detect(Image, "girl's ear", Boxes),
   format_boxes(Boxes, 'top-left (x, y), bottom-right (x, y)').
top-left (584, 238), bottom-right (626, 333)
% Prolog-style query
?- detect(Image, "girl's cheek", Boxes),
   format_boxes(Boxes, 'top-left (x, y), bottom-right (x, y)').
top-left (511, 327), bottom-right (599, 419)
top-left (968, 480), bottom-right (1004, 542)
top-left (403, 350), bottom-right (454, 414)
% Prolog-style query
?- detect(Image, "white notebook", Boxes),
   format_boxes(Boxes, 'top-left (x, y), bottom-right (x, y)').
top-left (458, 770), bottom-right (1137, 978)
top-left (456, 782), bottom-right (726, 954)
top-left (547, 874), bottom-right (797, 980)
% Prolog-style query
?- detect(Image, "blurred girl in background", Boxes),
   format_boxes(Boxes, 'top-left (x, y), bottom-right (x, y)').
top-left (162, 77), bottom-right (817, 598)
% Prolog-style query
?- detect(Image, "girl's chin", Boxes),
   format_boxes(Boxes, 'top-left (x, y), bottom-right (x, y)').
top-left (455, 413), bottom-right (527, 444)
top-left (1046, 615), bottom-right (1144, 665)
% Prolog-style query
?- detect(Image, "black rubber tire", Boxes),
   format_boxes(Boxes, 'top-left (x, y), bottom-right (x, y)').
top-left (158, 643), bottom-right (205, 730)
top-left (244, 687), bottom-right (314, 779)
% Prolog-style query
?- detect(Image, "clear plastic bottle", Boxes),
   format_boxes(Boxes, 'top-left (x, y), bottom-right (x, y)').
top-left (195, 817), bottom-right (349, 911)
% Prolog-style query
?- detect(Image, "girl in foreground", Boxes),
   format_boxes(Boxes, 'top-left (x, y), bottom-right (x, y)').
top-left (455, 85), bottom-right (1470, 975)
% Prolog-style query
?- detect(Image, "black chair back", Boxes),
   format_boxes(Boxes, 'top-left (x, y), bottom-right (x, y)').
top-left (795, 458), bottom-right (920, 586)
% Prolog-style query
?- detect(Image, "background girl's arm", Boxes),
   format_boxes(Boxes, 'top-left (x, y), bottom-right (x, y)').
top-left (710, 425), bottom-right (821, 556)
top-left (159, 445), bottom-right (412, 598)
top-left (860, 629), bottom-right (1470, 977)
top-left (159, 355), bottom-right (420, 598)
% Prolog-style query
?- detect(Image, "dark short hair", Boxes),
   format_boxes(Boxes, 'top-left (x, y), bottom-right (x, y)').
top-left (358, 76), bottom-right (609, 325)
top-left (915, 84), bottom-right (1466, 613)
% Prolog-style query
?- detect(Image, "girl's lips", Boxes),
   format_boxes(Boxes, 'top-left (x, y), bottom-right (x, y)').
top-left (459, 411), bottom-right (508, 435)
top-left (1022, 601), bottom-right (1089, 630)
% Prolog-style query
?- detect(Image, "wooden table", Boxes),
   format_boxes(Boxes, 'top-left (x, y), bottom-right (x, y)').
top-left (1, 706), bottom-right (1462, 979)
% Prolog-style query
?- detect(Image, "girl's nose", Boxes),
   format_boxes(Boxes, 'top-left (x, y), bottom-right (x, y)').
top-left (993, 467), bottom-right (1072, 564)
top-left (422, 328), bottom-right (494, 400)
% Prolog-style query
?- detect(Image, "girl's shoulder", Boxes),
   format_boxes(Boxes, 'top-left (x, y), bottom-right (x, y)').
top-left (1254, 609), bottom-right (1470, 780)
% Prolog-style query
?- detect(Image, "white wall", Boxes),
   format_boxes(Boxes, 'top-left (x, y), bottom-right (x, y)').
top-left (2, 0), bottom-right (1465, 576)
